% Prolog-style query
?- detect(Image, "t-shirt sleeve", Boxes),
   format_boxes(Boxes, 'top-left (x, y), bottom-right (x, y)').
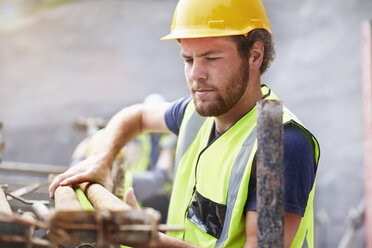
top-left (164, 96), bottom-right (192, 135)
top-left (244, 122), bottom-right (317, 217)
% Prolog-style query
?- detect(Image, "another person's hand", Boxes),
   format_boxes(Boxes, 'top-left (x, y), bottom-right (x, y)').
top-left (124, 187), bottom-right (140, 210)
top-left (49, 153), bottom-right (113, 199)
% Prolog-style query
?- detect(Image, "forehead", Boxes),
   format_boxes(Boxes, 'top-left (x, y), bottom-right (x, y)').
top-left (180, 36), bottom-right (237, 54)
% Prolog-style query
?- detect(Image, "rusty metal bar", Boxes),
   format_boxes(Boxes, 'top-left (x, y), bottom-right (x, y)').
top-left (7, 182), bottom-right (47, 201)
top-left (20, 212), bottom-right (36, 248)
top-left (0, 235), bottom-right (50, 247)
top-left (111, 159), bottom-right (126, 200)
top-left (48, 182), bottom-right (168, 247)
top-left (256, 99), bottom-right (284, 248)
top-left (31, 201), bottom-right (51, 222)
top-left (0, 161), bottom-right (66, 175)
top-left (0, 210), bottom-right (49, 247)
top-left (78, 182), bottom-right (131, 211)
top-left (49, 208), bottom-right (161, 247)
top-left (362, 20), bottom-right (372, 248)
top-left (54, 185), bottom-right (83, 211)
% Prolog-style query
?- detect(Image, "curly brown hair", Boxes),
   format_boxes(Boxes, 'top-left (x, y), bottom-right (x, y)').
top-left (232, 29), bottom-right (275, 75)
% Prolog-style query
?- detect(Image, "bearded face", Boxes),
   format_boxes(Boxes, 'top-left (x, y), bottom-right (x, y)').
top-left (181, 37), bottom-right (250, 117)
top-left (192, 60), bottom-right (249, 117)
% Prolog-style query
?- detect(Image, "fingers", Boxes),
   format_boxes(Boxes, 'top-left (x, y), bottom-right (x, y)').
top-left (124, 187), bottom-right (139, 210)
top-left (49, 171), bottom-right (72, 199)
top-left (59, 172), bottom-right (89, 186)
top-left (48, 155), bottom-right (113, 199)
top-left (49, 166), bottom-right (89, 199)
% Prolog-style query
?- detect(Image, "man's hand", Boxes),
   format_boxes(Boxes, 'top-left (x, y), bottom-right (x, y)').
top-left (49, 103), bottom-right (170, 199)
top-left (49, 153), bottom-right (113, 199)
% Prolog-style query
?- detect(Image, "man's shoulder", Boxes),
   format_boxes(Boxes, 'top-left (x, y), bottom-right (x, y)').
top-left (165, 96), bottom-right (192, 135)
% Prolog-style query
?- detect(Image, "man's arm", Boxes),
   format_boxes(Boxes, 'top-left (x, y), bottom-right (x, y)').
top-left (244, 210), bottom-right (301, 248)
top-left (49, 102), bottom-right (171, 198)
top-left (124, 188), bottom-right (201, 248)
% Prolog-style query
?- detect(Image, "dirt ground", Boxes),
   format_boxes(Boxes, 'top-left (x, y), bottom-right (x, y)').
top-left (1, 0), bottom-right (371, 246)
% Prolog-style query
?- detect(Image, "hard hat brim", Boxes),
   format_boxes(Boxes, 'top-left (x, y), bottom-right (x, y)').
top-left (161, 26), bottom-right (271, 41)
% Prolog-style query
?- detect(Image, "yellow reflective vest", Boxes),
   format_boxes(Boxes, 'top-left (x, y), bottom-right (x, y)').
top-left (167, 85), bottom-right (320, 248)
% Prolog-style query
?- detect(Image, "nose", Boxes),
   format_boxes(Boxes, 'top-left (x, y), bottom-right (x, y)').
top-left (189, 60), bottom-right (207, 82)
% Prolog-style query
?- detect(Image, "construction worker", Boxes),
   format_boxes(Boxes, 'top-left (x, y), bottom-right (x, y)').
top-left (49, 0), bottom-right (320, 247)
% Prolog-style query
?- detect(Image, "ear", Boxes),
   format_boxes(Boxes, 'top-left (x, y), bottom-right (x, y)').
top-left (249, 41), bottom-right (264, 72)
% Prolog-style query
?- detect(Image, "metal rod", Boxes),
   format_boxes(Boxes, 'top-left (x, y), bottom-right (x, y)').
top-left (7, 182), bottom-right (48, 201)
top-left (31, 201), bottom-right (51, 222)
top-left (0, 161), bottom-right (66, 175)
top-left (362, 20), bottom-right (372, 248)
top-left (78, 182), bottom-right (131, 211)
top-left (0, 234), bottom-right (50, 247)
top-left (337, 199), bottom-right (365, 248)
top-left (20, 212), bottom-right (36, 248)
top-left (54, 185), bottom-right (83, 211)
top-left (256, 99), bottom-right (284, 248)
top-left (111, 159), bottom-right (126, 200)
top-left (6, 191), bottom-right (49, 206)
top-left (0, 187), bottom-right (12, 215)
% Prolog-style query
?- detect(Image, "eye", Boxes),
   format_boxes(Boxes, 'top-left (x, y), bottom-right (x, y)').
top-left (184, 58), bottom-right (193, 64)
top-left (206, 57), bottom-right (220, 61)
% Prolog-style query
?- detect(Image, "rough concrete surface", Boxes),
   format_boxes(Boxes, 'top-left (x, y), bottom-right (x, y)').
top-left (0, 0), bottom-right (371, 246)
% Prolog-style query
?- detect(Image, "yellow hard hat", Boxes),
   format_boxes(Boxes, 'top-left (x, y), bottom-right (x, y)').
top-left (161, 0), bottom-right (271, 40)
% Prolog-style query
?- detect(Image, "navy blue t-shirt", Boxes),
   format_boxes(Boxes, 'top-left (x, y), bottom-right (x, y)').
top-left (165, 96), bottom-right (316, 217)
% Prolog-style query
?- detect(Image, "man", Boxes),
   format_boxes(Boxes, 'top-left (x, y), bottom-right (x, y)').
top-left (49, 0), bottom-right (320, 247)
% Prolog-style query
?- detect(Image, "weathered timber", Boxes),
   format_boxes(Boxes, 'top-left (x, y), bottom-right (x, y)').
top-left (256, 100), bottom-right (284, 248)
top-left (54, 185), bottom-right (83, 211)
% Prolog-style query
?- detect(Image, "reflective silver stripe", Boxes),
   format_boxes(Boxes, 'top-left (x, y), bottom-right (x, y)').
top-left (174, 111), bottom-right (206, 175)
top-left (215, 127), bottom-right (257, 248)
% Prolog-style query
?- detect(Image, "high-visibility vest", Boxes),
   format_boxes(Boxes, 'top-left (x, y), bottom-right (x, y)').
top-left (123, 133), bottom-right (153, 194)
top-left (167, 85), bottom-right (320, 248)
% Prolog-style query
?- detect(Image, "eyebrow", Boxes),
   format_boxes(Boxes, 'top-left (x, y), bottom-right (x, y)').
top-left (180, 50), bottom-right (222, 59)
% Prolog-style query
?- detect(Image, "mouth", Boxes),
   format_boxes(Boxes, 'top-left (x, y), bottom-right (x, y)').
top-left (193, 88), bottom-right (214, 97)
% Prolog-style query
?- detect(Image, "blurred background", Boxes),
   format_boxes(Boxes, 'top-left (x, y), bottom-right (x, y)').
top-left (0, 0), bottom-right (371, 246)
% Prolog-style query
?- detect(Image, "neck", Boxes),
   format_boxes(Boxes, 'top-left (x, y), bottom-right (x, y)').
top-left (215, 81), bottom-right (262, 133)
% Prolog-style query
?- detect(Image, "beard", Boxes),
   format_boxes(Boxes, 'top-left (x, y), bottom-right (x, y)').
top-left (192, 61), bottom-right (250, 117)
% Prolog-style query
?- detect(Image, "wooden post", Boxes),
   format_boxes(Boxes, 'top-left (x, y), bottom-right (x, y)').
top-left (362, 20), bottom-right (372, 248)
top-left (256, 100), bottom-right (284, 248)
